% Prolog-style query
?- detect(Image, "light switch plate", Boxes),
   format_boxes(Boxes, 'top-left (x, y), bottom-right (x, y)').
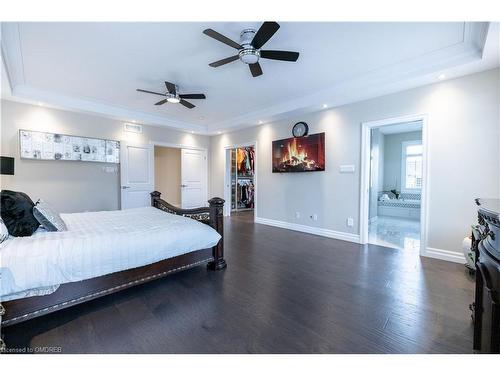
top-left (340, 165), bottom-right (355, 173)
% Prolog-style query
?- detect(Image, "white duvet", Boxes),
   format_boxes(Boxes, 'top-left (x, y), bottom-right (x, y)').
top-left (0, 206), bottom-right (221, 302)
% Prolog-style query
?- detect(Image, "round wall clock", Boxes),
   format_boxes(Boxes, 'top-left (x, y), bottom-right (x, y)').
top-left (292, 122), bottom-right (309, 138)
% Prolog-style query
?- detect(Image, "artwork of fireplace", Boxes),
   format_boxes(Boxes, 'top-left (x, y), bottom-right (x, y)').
top-left (272, 133), bottom-right (325, 173)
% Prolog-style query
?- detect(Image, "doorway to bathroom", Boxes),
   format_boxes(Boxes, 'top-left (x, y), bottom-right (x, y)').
top-left (360, 115), bottom-right (428, 254)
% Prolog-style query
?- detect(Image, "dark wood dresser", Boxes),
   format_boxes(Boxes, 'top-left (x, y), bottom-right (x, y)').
top-left (473, 198), bottom-right (500, 353)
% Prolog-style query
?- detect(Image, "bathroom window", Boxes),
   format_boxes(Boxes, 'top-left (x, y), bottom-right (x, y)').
top-left (401, 141), bottom-right (422, 191)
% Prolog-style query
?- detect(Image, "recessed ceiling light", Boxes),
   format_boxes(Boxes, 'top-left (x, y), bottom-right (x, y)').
top-left (131, 120), bottom-right (136, 123)
top-left (322, 104), bottom-right (328, 108)
top-left (217, 131), bottom-right (222, 134)
top-left (191, 131), bottom-right (195, 134)
top-left (258, 120), bottom-right (263, 124)
top-left (438, 74), bottom-right (446, 80)
top-left (37, 102), bottom-right (43, 106)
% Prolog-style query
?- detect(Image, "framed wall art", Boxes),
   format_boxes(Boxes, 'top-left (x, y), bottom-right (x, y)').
top-left (19, 130), bottom-right (120, 164)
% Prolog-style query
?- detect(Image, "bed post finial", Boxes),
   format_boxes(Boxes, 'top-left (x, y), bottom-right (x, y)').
top-left (151, 191), bottom-right (161, 207)
top-left (207, 197), bottom-right (227, 271)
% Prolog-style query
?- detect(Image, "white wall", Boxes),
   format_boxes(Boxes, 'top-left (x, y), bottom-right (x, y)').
top-left (210, 68), bottom-right (500, 258)
top-left (0, 99), bottom-right (210, 213)
top-left (383, 130), bottom-right (422, 191)
top-left (154, 146), bottom-right (181, 206)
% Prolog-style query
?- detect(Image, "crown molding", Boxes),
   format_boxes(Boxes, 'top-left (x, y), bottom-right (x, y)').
top-left (468, 21), bottom-right (490, 55)
top-left (2, 22), bottom-right (493, 136)
top-left (8, 84), bottom-right (208, 133)
top-left (1, 22), bottom-right (25, 88)
top-left (1, 22), bottom-right (207, 134)
top-left (207, 22), bottom-right (492, 133)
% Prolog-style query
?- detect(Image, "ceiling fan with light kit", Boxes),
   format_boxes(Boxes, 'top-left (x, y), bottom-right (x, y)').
top-left (203, 21), bottom-right (300, 77)
top-left (137, 81), bottom-right (206, 109)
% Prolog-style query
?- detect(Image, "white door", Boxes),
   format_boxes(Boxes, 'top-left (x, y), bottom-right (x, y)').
top-left (120, 142), bottom-right (154, 209)
top-left (181, 148), bottom-right (207, 208)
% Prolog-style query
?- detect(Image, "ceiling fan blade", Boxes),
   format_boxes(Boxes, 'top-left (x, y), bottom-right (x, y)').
top-left (154, 99), bottom-right (168, 106)
top-left (179, 94), bottom-right (206, 99)
top-left (249, 63), bottom-right (263, 77)
top-left (251, 21), bottom-right (280, 49)
top-left (260, 50), bottom-right (299, 62)
top-left (209, 55), bottom-right (239, 67)
top-left (180, 99), bottom-right (195, 109)
top-left (203, 29), bottom-right (242, 50)
top-left (164, 81), bottom-right (176, 95)
top-left (137, 89), bottom-right (165, 96)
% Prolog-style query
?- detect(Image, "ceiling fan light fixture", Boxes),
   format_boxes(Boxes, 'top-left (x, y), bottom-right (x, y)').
top-left (166, 97), bottom-right (180, 104)
top-left (204, 22), bottom-right (299, 78)
top-left (137, 81), bottom-right (204, 109)
top-left (239, 48), bottom-right (260, 64)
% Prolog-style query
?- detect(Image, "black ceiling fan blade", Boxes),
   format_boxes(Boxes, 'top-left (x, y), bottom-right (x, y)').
top-left (209, 55), bottom-right (239, 67)
top-left (260, 50), bottom-right (299, 62)
top-left (249, 62), bottom-right (263, 77)
top-left (179, 99), bottom-right (195, 109)
top-left (203, 29), bottom-right (242, 50)
top-left (251, 21), bottom-right (280, 49)
top-left (179, 94), bottom-right (206, 99)
top-left (164, 81), bottom-right (176, 95)
top-left (137, 89), bottom-right (165, 96)
top-left (154, 99), bottom-right (168, 106)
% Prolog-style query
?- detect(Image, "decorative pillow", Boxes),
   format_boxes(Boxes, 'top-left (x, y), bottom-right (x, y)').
top-left (0, 218), bottom-right (9, 243)
top-left (33, 200), bottom-right (67, 232)
top-left (0, 190), bottom-right (40, 237)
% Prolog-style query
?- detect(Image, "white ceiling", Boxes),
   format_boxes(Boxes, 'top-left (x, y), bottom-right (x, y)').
top-left (2, 22), bottom-right (499, 134)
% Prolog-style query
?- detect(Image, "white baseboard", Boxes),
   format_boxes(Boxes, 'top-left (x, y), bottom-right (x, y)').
top-left (254, 216), bottom-right (360, 244)
top-left (254, 217), bottom-right (464, 264)
top-left (422, 247), bottom-right (465, 264)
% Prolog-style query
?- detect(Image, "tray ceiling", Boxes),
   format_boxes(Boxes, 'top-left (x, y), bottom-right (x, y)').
top-left (1, 22), bottom-right (498, 134)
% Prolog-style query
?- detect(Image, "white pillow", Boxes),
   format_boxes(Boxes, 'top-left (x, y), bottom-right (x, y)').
top-left (33, 200), bottom-right (67, 232)
top-left (0, 218), bottom-right (9, 243)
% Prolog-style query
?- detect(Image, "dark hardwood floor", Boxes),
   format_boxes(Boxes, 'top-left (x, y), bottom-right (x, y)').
top-left (4, 210), bottom-right (475, 353)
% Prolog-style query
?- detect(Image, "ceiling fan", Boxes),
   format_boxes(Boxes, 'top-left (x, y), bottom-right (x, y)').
top-left (136, 81), bottom-right (206, 109)
top-left (203, 21), bottom-right (300, 77)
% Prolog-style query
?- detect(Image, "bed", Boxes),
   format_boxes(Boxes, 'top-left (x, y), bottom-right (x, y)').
top-left (0, 191), bottom-right (226, 351)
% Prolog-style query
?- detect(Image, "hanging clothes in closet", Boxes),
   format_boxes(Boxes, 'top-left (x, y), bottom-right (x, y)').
top-left (231, 146), bottom-right (255, 211)
top-left (237, 179), bottom-right (254, 209)
top-left (236, 147), bottom-right (254, 177)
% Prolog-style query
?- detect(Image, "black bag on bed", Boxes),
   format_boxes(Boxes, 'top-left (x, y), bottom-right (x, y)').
top-left (0, 190), bottom-right (40, 237)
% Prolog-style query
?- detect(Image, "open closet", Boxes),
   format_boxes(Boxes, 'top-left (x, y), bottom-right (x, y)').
top-left (230, 146), bottom-right (255, 212)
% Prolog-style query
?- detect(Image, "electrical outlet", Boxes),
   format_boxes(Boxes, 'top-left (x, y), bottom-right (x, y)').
top-left (295, 211), bottom-right (300, 219)
top-left (312, 214), bottom-right (318, 221)
top-left (347, 217), bottom-right (354, 227)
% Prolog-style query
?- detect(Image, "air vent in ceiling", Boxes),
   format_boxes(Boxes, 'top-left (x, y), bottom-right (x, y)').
top-left (124, 123), bottom-right (143, 134)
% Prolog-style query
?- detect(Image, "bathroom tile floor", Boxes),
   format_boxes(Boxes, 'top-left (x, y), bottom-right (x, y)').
top-left (368, 215), bottom-right (421, 252)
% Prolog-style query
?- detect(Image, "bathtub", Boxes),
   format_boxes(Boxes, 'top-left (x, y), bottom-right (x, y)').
top-left (377, 198), bottom-right (421, 219)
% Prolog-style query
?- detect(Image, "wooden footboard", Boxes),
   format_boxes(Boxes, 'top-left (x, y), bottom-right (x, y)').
top-left (150, 191), bottom-right (226, 271)
top-left (0, 193), bottom-right (226, 351)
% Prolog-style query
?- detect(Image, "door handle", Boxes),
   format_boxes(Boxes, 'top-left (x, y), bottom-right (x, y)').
top-left (180, 184), bottom-right (188, 188)
top-left (121, 186), bottom-right (131, 189)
